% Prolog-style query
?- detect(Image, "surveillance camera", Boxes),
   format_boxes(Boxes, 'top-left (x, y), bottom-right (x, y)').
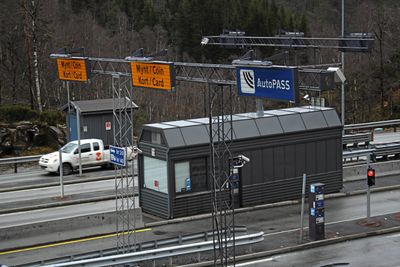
top-left (238, 155), bottom-right (250, 163)
top-left (132, 146), bottom-right (142, 154)
top-left (303, 94), bottom-right (310, 101)
top-left (201, 37), bottom-right (209, 45)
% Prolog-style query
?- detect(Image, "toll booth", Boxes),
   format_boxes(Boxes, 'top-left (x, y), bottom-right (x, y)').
top-left (62, 98), bottom-right (138, 146)
top-left (138, 106), bottom-right (343, 219)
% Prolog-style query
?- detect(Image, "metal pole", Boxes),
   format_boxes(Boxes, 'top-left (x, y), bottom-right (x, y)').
top-left (341, 0), bottom-right (345, 134)
top-left (366, 154), bottom-right (371, 219)
top-left (299, 173), bottom-right (307, 243)
top-left (77, 107), bottom-right (82, 176)
top-left (59, 149), bottom-right (64, 198)
top-left (256, 98), bottom-right (264, 117)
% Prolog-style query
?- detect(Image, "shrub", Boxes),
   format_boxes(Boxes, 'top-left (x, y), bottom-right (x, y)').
top-left (0, 105), bottom-right (39, 123)
top-left (0, 105), bottom-right (65, 125)
top-left (39, 110), bottom-right (65, 125)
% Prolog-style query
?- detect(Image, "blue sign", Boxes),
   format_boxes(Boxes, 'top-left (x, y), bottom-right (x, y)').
top-left (236, 66), bottom-right (298, 102)
top-left (110, 145), bottom-right (126, 166)
top-left (185, 177), bottom-right (191, 191)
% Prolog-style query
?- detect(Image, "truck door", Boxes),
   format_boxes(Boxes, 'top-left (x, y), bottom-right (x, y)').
top-left (74, 143), bottom-right (93, 166)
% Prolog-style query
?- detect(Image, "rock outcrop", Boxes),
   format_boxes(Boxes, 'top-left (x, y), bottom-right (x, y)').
top-left (0, 122), bottom-right (67, 156)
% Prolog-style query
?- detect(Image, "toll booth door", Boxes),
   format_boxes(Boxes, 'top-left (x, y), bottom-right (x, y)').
top-left (69, 114), bottom-right (78, 141)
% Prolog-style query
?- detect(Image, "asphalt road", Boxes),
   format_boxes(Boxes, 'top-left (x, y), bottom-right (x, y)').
top-left (1, 188), bottom-right (399, 266)
top-left (235, 232), bottom-right (400, 267)
top-left (0, 179), bottom-right (116, 203)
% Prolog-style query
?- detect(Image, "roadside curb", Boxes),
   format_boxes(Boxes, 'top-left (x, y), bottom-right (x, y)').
top-left (179, 225), bottom-right (400, 267)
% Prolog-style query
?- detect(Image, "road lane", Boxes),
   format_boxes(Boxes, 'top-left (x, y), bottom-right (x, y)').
top-left (0, 180), bottom-right (116, 203)
top-left (237, 232), bottom-right (400, 267)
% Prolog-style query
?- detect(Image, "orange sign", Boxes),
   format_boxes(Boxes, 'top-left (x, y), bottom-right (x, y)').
top-left (130, 62), bottom-right (175, 91)
top-left (56, 58), bottom-right (89, 82)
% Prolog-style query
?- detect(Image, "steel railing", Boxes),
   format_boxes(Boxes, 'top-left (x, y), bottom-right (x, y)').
top-left (21, 226), bottom-right (248, 267)
top-left (344, 119), bottom-right (400, 130)
top-left (0, 155), bottom-right (42, 173)
top-left (37, 231), bottom-right (264, 267)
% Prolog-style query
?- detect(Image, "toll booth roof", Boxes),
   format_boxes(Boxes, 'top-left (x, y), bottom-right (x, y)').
top-left (140, 106), bottom-right (341, 148)
top-left (61, 98), bottom-right (139, 114)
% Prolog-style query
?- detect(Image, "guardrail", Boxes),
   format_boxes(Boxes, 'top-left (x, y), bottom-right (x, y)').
top-left (37, 232), bottom-right (264, 267)
top-left (343, 133), bottom-right (372, 148)
top-left (0, 155), bottom-right (42, 173)
top-left (344, 119), bottom-right (400, 130)
top-left (21, 227), bottom-right (259, 267)
top-left (21, 226), bottom-right (248, 267)
top-left (371, 143), bottom-right (400, 162)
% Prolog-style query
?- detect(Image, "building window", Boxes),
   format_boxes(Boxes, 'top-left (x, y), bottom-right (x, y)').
top-left (152, 132), bottom-right (161, 144)
top-left (143, 156), bottom-right (168, 193)
top-left (175, 157), bottom-right (208, 194)
top-left (175, 161), bottom-right (190, 193)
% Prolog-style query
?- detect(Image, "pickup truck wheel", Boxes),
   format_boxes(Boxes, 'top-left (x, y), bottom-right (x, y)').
top-left (61, 163), bottom-right (72, 175)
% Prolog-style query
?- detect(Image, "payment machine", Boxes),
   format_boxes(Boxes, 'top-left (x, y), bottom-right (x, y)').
top-left (309, 183), bottom-right (325, 240)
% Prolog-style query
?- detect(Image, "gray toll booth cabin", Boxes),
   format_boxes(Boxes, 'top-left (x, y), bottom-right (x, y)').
top-left (138, 106), bottom-right (343, 219)
top-left (62, 98), bottom-right (138, 146)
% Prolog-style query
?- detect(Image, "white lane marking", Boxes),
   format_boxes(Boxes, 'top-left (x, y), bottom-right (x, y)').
top-left (232, 256), bottom-right (281, 266)
top-left (386, 233), bottom-right (400, 238)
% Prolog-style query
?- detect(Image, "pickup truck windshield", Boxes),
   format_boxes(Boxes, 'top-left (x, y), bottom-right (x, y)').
top-left (61, 143), bottom-right (78, 153)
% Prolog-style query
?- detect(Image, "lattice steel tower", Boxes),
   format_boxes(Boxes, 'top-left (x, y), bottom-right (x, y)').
top-left (208, 83), bottom-right (236, 266)
top-left (112, 75), bottom-right (137, 253)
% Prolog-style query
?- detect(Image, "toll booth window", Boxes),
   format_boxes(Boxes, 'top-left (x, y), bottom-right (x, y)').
top-left (93, 142), bottom-right (100, 151)
top-left (143, 156), bottom-right (168, 193)
top-left (175, 161), bottom-right (190, 193)
top-left (151, 132), bottom-right (161, 144)
top-left (175, 158), bottom-right (208, 194)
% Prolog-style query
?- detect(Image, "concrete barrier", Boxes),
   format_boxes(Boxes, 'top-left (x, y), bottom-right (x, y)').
top-left (0, 208), bottom-right (144, 251)
top-left (344, 159), bottom-right (400, 181)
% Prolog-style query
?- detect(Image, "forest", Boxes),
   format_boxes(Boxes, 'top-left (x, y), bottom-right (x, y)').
top-left (1, 0), bottom-right (400, 125)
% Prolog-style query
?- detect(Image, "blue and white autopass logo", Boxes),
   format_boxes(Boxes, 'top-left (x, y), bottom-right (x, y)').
top-left (239, 69), bottom-right (255, 94)
top-left (236, 66), bottom-right (297, 102)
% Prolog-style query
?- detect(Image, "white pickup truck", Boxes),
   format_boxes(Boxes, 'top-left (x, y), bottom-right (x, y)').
top-left (39, 138), bottom-right (140, 175)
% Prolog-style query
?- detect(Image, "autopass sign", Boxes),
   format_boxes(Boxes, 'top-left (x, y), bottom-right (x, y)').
top-left (236, 66), bottom-right (298, 103)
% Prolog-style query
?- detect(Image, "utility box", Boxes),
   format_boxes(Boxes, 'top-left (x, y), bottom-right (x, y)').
top-left (309, 183), bottom-right (325, 240)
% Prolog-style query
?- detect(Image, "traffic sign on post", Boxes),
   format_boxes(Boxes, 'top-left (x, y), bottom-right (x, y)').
top-left (236, 66), bottom-right (299, 103)
top-left (56, 58), bottom-right (89, 82)
top-left (110, 145), bottom-right (126, 167)
top-left (130, 61), bottom-right (175, 91)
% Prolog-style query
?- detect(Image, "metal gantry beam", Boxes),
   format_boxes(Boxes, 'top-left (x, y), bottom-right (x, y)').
top-left (89, 57), bottom-right (335, 91)
top-left (201, 35), bottom-right (374, 52)
top-left (112, 75), bottom-right (136, 254)
top-left (208, 83), bottom-right (235, 266)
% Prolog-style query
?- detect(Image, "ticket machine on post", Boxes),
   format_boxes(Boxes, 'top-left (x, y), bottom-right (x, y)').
top-left (309, 183), bottom-right (325, 240)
